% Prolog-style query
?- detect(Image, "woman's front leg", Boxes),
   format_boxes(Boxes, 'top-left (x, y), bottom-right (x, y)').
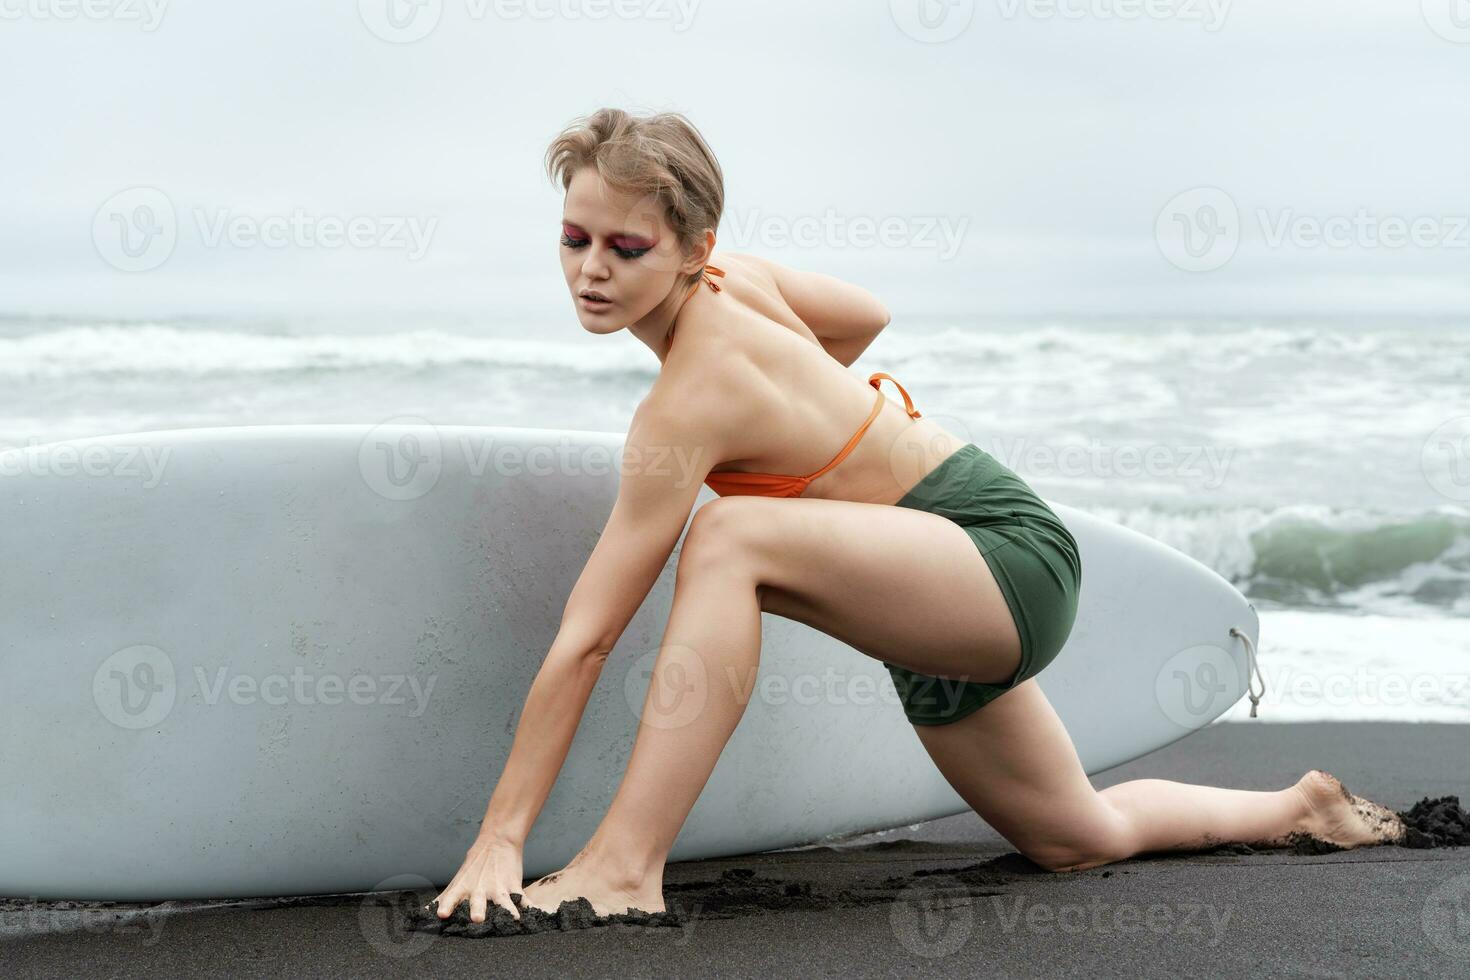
top-left (521, 502), bottom-right (766, 916)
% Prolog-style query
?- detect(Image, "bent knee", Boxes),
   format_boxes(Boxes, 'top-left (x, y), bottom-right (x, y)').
top-left (1014, 807), bottom-right (1135, 873)
top-left (1025, 846), bottom-right (1122, 874)
top-left (678, 499), bottom-right (771, 576)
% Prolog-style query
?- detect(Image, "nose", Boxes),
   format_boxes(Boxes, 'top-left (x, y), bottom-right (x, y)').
top-left (580, 247), bottom-right (612, 281)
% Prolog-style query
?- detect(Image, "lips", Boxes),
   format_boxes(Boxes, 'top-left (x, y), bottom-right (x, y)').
top-left (580, 290), bottom-right (610, 302)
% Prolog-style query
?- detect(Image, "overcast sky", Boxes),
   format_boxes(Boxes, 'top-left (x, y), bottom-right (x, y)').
top-left (2, 0), bottom-right (1467, 320)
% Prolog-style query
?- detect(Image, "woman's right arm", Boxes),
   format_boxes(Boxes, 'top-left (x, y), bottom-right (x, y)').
top-left (734, 253), bottom-right (892, 367)
top-left (434, 390), bottom-right (730, 922)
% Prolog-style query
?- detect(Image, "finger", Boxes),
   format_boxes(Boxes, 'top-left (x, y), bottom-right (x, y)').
top-left (493, 890), bottom-right (521, 921)
top-left (433, 885), bottom-right (461, 920)
top-left (470, 890), bottom-right (488, 924)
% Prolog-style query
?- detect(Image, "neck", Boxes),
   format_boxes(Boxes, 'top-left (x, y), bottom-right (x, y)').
top-left (636, 277), bottom-right (702, 363)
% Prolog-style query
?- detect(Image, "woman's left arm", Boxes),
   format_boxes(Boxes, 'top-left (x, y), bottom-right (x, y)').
top-left (554, 399), bottom-right (723, 664)
top-left (470, 393), bottom-right (729, 847)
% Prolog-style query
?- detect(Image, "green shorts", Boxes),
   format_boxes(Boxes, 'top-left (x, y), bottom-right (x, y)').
top-left (882, 443), bottom-right (1082, 726)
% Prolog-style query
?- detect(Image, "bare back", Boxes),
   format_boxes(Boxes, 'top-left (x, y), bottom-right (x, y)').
top-left (650, 252), bottom-right (968, 505)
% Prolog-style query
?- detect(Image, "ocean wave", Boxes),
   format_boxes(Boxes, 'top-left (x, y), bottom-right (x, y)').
top-left (1086, 503), bottom-right (1470, 615)
top-left (6, 320), bottom-right (1467, 382)
top-left (877, 321), bottom-right (1470, 367)
top-left (0, 323), bottom-right (657, 380)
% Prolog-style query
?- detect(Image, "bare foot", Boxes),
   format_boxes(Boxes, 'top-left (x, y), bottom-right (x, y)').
top-left (519, 857), bottom-right (665, 917)
top-left (1291, 769), bottom-right (1406, 849)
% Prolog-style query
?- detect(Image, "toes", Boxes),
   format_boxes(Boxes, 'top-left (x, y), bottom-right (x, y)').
top-left (1352, 796), bottom-right (1407, 843)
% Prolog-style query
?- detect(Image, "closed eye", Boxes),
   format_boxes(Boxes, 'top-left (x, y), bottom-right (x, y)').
top-left (560, 234), bottom-right (650, 260)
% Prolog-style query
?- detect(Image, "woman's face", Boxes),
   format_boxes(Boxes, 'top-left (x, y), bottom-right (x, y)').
top-left (559, 166), bottom-right (691, 333)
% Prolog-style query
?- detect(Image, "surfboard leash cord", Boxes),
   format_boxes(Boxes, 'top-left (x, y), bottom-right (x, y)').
top-left (1228, 626), bottom-right (1265, 718)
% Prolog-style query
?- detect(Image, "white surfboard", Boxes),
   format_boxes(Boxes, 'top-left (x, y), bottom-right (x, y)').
top-left (0, 424), bottom-right (1259, 901)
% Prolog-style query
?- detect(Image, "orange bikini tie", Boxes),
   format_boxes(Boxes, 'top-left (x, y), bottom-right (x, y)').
top-left (685, 264), bottom-right (725, 301)
top-left (867, 372), bottom-right (923, 420)
top-left (669, 265), bottom-right (725, 347)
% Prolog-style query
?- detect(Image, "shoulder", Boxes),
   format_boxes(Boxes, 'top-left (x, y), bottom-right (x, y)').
top-left (635, 357), bottom-right (758, 474)
top-left (713, 250), bottom-right (780, 283)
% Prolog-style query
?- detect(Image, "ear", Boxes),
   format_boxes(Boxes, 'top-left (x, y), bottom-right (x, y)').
top-left (682, 228), bottom-right (717, 277)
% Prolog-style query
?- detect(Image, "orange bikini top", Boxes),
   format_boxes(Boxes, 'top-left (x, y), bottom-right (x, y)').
top-left (670, 264), bottom-right (923, 499)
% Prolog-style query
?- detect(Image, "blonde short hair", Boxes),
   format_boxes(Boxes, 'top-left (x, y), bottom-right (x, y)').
top-left (545, 108), bottom-right (724, 291)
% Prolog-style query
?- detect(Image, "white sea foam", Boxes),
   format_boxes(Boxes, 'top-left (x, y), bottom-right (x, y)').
top-left (1219, 609), bottom-right (1470, 723)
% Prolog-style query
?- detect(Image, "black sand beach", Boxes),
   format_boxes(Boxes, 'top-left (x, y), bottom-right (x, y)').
top-left (4, 721), bottom-right (1468, 978)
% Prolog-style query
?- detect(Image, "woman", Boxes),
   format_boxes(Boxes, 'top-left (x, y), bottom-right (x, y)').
top-left (434, 108), bottom-right (1405, 922)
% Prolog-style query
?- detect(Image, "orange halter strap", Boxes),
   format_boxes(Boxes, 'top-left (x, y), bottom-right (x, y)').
top-left (669, 264), bottom-right (726, 345)
top-left (799, 372), bottom-right (923, 483)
